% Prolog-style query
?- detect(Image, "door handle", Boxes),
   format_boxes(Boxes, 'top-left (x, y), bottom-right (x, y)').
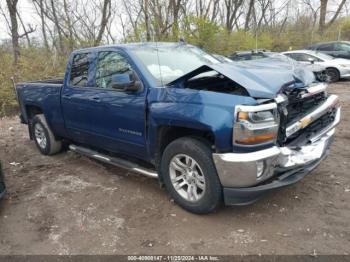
top-left (91, 96), bottom-right (101, 102)
top-left (62, 95), bottom-right (71, 100)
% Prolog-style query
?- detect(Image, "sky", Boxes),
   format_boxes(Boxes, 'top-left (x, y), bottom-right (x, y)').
top-left (0, 0), bottom-right (349, 42)
top-left (0, 0), bottom-right (36, 41)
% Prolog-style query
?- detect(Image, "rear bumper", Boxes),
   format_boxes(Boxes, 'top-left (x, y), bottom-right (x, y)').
top-left (213, 105), bottom-right (340, 206)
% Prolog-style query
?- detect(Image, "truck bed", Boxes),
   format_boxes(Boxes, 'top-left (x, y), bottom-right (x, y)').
top-left (16, 80), bottom-right (64, 128)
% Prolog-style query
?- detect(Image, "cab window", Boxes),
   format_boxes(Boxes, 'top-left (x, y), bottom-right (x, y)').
top-left (70, 53), bottom-right (90, 87)
top-left (95, 51), bottom-right (133, 89)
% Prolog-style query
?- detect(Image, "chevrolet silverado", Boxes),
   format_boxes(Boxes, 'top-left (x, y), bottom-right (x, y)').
top-left (15, 42), bottom-right (341, 213)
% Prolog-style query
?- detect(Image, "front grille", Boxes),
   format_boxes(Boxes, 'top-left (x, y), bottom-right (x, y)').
top-left (278, 90), bottom-right (332, 145)
top-left (286, 107), bottom-right (337, 145)
top-left (286, 91), bottom-right (326, 124)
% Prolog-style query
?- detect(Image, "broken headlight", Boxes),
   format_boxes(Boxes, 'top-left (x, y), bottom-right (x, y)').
top-left (233, 103), bottom-right (279, 146)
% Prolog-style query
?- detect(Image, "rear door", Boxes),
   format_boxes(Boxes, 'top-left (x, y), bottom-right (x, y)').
top-left (61, 52), bottom-right (98, 143)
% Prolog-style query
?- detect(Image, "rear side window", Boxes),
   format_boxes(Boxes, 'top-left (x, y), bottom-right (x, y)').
top-left (70, 53), bottom-right (90, 87)
top-left (285, 53), bottom-right (321, 62)
top-left (284, 53), bottom-right (298, 60)
top-left (318, 43), bottom-right (334, 51)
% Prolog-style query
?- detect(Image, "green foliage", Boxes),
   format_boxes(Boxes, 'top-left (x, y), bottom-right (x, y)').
top-left (182, 16), bottom-right (220, 50)
top-left (0, 47), bottom-right (66, 117)
top-left (340, 18), bottom-right (350, 40)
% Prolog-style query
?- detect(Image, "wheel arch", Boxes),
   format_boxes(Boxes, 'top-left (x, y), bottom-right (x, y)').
top-left (325, 66), bottom-right (340, 74)
top-left (153, 125), bottom-right (215, 182)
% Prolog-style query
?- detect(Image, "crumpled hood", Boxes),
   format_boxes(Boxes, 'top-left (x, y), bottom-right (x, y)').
top-left (210, 62), bottom-right (316, 98)
top-left (169, 61), bottom-right (316, 99)
top-left (243, 57), bottom-right (325, 73)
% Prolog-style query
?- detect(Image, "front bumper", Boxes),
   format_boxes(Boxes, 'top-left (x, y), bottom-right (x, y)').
top-left (213, 106), bottom-right (340, 206)
top-left (339, 67), bottom-right (350, 78)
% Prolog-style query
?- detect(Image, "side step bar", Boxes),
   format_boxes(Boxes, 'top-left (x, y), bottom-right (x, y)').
top-left (69, 145), bottom-right (158, 179)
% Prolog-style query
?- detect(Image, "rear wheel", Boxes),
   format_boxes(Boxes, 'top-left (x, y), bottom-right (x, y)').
top-left (32, 114), bottom-right (62, 155)
top-left (326, 68), bottom-right (340, 82)
top-left (160, 137), bottom-right (222, 214)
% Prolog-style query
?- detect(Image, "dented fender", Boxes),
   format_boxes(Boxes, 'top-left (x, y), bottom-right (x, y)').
top-left (146, 86), bottom-right (257, 156)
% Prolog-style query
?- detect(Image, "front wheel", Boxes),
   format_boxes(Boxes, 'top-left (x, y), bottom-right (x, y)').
top-left (326, 68), bottom-right (340, 82)
top-left (160, 137), bottom-right (222, 214)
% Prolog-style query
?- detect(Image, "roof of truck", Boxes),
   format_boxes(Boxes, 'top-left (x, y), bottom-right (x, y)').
top-left (74, 42), bottom-right (189, 53)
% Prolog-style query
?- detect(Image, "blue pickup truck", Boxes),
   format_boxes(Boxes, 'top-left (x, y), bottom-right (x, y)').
top-left (15, 42), bottom-right (340, 213)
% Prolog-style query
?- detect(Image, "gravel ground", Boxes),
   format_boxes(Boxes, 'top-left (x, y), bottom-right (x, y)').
top-left (0, 81), bottom-right (349, 255)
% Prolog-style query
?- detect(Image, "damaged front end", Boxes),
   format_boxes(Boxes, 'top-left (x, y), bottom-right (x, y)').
top-left (213, 81), bottom-right (340, 205)
top-left (205, 67), bottom-right (340, 205)
top-left (168, 62), bottom-right (340, 205)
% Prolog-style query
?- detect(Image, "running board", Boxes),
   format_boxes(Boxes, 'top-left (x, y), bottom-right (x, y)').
top-left (69, 145), bottom-right (158, 179)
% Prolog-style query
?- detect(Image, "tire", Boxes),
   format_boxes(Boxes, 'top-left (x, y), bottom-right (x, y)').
top-left (326, 68), bottom-right (340, 82)
top-left (32, 114), bottom-right (62, 155)
top-left (160, 137), bottom-right (222, 214)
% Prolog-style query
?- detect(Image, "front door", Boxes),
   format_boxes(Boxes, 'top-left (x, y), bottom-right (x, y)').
top-left (62, 51), bottom-right (148, 159)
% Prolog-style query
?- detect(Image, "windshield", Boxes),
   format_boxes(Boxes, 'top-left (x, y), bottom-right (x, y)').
top-left (131, 45), bottom-right (220, 85)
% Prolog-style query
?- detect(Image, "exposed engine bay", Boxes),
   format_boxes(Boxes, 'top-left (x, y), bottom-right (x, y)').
top-left (185, 71), bottom-right (249, 96)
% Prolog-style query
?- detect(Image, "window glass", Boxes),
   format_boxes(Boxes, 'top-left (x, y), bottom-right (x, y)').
top-left (305, 54), bottom-right (322, 62)
top-left (130, 45), bottom-right (220, 85)
top-left (284, 53), bottom-right (299, 60)
top-left (318, 44), bottom-right (334, 51)
top-left (95, 52), bottom-right (133, 89)
top-left (70, 53), bottom-right (90, 87)
top-left (336, 43), bottom-right (350, 52)
top-left (286, 53), bottom-right (321, 62)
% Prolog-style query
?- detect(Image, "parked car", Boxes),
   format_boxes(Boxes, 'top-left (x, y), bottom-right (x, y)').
top-left (229, 50), bottom-right (270, 61)
top-left (0, 162), bottom-right (6, 199)
top-left (282, 50), bottom-right (350, 82)
top-left (15, 43), bottom-right (340, 214)
top-left (307, 41), bottom-right (350, 60)
top-left (230, 51), bottom-right (328, 82)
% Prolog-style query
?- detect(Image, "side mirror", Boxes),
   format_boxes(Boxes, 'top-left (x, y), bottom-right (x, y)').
top-left (110, 72), bottom-right (141, 92)
top-left (307, 57), bottom-right (315, 64)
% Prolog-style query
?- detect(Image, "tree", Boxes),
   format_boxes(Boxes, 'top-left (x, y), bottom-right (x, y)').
top-left (95, 0), bottom-right (112, 46)
top-left (5, 0), bottom-right (20, 65)
top-left (319, 0), bottom-right (347, 34)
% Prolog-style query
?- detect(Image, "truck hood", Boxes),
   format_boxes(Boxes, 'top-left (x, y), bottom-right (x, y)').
top-left (168, 62), bottom-right (316, 99)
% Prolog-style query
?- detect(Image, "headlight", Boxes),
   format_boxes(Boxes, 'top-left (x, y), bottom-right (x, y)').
top-left (233, 103), bottom-right (280, 146)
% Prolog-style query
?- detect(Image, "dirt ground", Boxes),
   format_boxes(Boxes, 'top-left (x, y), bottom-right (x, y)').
top-left (0, 81), bottom-right (349, 256)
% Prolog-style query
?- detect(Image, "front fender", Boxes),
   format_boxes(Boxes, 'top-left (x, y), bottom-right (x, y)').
top-left (147, 87), bottom-right (257, 156)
